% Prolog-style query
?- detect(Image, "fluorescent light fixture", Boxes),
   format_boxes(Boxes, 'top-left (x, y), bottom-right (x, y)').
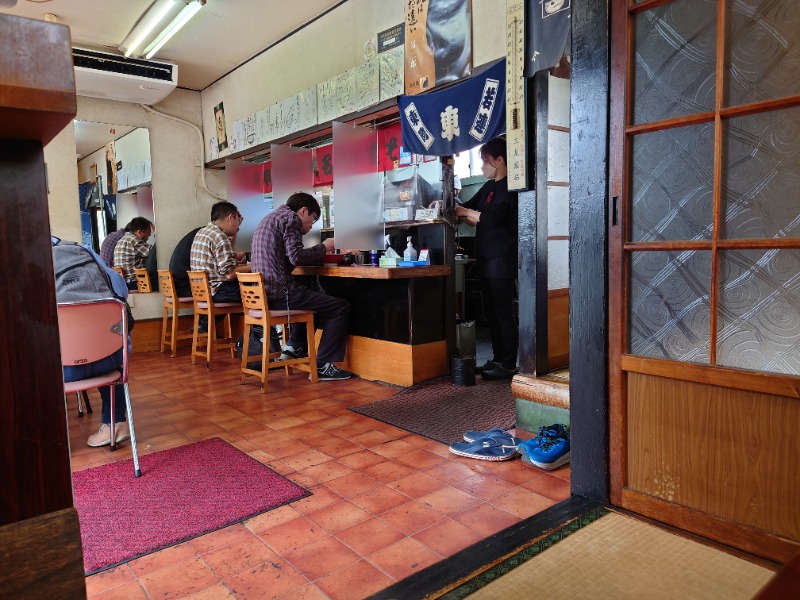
top-left (144, 0), bottom-right (204, 59)
top-left (120, 0), bottom-right (177, 58)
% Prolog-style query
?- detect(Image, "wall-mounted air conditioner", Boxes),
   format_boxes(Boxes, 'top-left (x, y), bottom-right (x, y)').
top-left (72, 48), bottom-right (178, 105)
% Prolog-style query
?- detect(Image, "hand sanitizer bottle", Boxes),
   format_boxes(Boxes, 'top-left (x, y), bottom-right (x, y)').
top-left (403, 237), bottom-right (418, 261)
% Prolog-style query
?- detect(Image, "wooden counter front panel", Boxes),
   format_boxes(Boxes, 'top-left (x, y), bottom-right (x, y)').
top-left (343, 336), bottom-right (448, 387)
top-left (626, 372), bottom-right (800, 543)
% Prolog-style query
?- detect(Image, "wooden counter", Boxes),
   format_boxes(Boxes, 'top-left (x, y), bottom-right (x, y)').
top-left (293, 264), bottom-right (450, 279)
top-left (293, 264), bottom-right (451, 386)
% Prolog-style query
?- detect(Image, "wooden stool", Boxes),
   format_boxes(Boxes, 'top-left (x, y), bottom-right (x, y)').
top-left (157, 269), bottom-right (194, 357)
top-left (236, 272), bottom-right (318, 393)
top-left (112, 266), bottom-right (126, 278)
top-left (187, 271), bottom-right (243, 370)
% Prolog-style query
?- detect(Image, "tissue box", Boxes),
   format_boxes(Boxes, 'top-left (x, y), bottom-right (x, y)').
top-left (398, 260), bottom-right (429, 267)
top-left (415, 208), bottom-right (439, 221)
top-left (379, 256), bottom-right (398, 267)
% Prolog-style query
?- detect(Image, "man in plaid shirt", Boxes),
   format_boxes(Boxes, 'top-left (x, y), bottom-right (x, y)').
top-left (190, 202), bottom-right (250, 329)
top-left (251, 192), bottom-right (353, 381)
top-left (113, 217), bottom-right (153, 289)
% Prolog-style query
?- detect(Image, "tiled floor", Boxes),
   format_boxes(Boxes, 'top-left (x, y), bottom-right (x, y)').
top-left (71, 350), bottom-right (570, 600)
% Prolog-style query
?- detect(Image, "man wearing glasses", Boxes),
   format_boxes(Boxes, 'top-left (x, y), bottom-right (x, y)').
top-left (190, 201), bottom-right (251, 331)
top-left (250, 192), bottom-right (353, 381)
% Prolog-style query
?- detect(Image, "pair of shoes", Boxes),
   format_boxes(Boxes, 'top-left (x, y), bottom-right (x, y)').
top-left (449, 434), bottom-right (519, 461)
top-left (314, 363), bottom-right (354, 381)
top-left (463, 427), bottom-right (520, 444)
top-left (481, 364), bottom-right (517, 380)
top-left (474, 360), bottom-right (499, 374)
top-left (517, 424), bottom-right (570, 470)
top-left (87, 422), bottom-right (130, 447)
top-left (280, 346), bottom-right (307, 361)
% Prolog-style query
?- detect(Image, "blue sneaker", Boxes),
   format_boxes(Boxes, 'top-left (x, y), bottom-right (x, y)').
top-left (517, 425), bottom-right (570, 470)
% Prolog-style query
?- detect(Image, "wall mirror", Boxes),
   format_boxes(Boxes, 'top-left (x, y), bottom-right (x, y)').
top-left (74, 120), bottom-right (156, 291)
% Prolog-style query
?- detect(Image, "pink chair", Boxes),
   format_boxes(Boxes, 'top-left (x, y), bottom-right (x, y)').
top-left (57, 298), bottom-right (141, 477)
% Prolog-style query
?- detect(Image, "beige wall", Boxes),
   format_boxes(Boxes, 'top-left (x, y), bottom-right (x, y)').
top-left (199, 0), bottom-right (506, 161)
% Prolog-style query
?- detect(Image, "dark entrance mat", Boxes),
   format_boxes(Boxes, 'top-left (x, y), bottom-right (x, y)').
top-left (349, 376), bottom-right (516, 444)
top-left (72, 437), bottom-right (310, 574)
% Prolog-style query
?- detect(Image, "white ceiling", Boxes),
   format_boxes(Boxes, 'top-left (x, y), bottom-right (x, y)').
top-left (0, 0), bottom-right (345, 91)
top-left (73, 120), bottom-right (135, 159)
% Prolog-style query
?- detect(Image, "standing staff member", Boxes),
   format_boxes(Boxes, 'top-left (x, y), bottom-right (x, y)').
top-left (455, 136), bottom-right (519, 380)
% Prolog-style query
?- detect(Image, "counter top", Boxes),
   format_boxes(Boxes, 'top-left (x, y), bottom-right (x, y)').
top-left (292, 265), bottom-right (451, 279)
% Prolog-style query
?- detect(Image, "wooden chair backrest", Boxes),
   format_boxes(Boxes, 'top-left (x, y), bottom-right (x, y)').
top-left (134, 268), bottom-right (152, 293)
top-left (112, 266), bottom-right (126, 278)
top-left (186, 270), bottom-right (212, 304)
top-left (157, 269), bottom-right (176, 301)
top-left (236, 272), bottom-right (269, 312)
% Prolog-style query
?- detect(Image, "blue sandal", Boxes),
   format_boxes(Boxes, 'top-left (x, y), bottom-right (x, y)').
top-left (449, 435), bottom-right (519, 461)
top-left (463, 427), bottom-right (516, 443)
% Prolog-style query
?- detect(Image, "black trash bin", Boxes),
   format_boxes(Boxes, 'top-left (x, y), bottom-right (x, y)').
top-left (451, 356), bottom-right (475, 386)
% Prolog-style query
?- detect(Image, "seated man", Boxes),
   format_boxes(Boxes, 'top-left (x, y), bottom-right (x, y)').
top-left (99, 219), bottom-right (132, 267)
top-left (189, 202), bottom-right (250, 329)
top-left (53, 237), bottom-right (130, 447)
top-left (113, 216), bottom-right (154, 289)
top-left (251, 192), bottom-right (353, 381)
top-left (169, 226), bottom-right (202, 298)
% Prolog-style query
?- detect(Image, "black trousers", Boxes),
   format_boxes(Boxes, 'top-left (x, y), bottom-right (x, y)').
top-left (480, 276), bottom-right (517, 370)
top-left (269, 286), bottom-right (350, 366)
top-left (199, 280), bottom-right (242, 329)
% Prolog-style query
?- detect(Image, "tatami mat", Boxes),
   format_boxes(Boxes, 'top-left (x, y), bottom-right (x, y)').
top-left (467, 512), bottom-right (774, 599)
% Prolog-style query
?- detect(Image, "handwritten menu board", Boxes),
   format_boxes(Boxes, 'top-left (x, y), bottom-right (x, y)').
top-left (296, 87), bottom-right (317, 132)
top-left (336, 67), bottom-right (358, 117)
top-left (317, 77), bottom-right (338, 123)
top-left (357, 57), bottom-right (380, 111)
top-left (380, 46), bottom-right (404, 101)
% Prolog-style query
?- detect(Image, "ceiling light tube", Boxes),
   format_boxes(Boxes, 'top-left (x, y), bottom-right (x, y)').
top-left (121, 0), bottom-right (177, 57)
top-left (144, 0), bottom-right (203, 59)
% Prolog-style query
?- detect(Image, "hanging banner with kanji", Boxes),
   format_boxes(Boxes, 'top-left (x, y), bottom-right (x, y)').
top-left (398, 58), bottom-right (505, 156)
top-left (525, 0), bottom-right (571, 77)
top-left (313, 145), bottom-right (333, 187)
top-left (378, 123), bottom-right (403, 171)
top-left (404, 0), bottom-right (473, 95)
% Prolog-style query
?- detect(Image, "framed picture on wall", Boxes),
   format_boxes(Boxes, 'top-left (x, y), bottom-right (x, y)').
top-left (214, 102), bottom-right (228, 152)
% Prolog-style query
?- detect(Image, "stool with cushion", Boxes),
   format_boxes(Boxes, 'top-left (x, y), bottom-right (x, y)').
top-left (157, 269), bottom-right (194, 357)
top-left (236, 272), bottom-right (318, 393)
top-left (187, 270), bottom-right (243, 370)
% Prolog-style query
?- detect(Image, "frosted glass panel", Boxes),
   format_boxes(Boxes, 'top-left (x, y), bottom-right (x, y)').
top-left (332, 121), bottom-right (383, 251)
top-left (717, 249), bottom-right (800, 375)
top-left (722, 107), bottom-right (800, 239)
top-left (630, 124), bottom-right (714, 242)
top-left (272, 144), bottom-right (319, 247)
top-left (548, 239), bottom-right (569, 290)
top-left (628, 250), bottom-right (711, 363)
top-left (633, 0), bottom-right (717, 125)
top-left (725, 0), bottom-right (800, 106)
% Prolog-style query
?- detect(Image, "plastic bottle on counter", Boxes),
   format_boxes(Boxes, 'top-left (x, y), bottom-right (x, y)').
top-left (403, 237), bottom-right (417, 262)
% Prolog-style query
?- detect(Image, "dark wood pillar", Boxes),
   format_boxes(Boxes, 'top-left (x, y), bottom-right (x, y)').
top-left (0, 13), bottom-right (85, 599)
top-left (569, 1), bottom-right (611, 502)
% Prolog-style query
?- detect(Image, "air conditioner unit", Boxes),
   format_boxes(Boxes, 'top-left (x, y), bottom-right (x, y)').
top-left (72, 48), bottom-right (178, 105)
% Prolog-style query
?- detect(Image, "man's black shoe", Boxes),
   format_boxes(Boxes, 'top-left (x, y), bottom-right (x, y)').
top-left (481, 364), bottom-right (517, 380)
top-left (474, 360), bottom-right (499, 374)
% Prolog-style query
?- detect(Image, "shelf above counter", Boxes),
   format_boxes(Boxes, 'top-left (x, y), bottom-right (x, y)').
top-left (292, 265), bottom-right (450, 279)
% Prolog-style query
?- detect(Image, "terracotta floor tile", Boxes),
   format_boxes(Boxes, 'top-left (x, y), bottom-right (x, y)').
top-left (470, 457), bottom-right (545, 485)
top-left (300, 459), bottom-right (354, 484)
top-left (452, 502), bottom-right (520, 538)
top-left (280, 448), bottom-right (333, 471)
top-left (348, 430), bottom-right (395, 447)
top-left (323, 472), bottom-right (381, 498)
top-left (337, 449), bottom-right (386, 470)
top-left (369, 438), bottom-right (417, 460)
top-left (277, 583), bottom-right (330, 600)
top-left (366, 537), bottom-right (441, 581)
top-left (489, 486), bottom-right (557, 519)
top-left (85, 565), bottom-right (134, 597)
top-left (188, 522), bottom-right (253, 555)
top-left (200, 534), bottom-right (277, 579)
top-left (257, 515), bottom-right (328, 555)
top-left (394, 447), bottom-right (449, 470)
top-left (88, 579), bottom-right (148, 600)
top-left (362, 461), bottom-right (416, 484)
top-left (314, 436), bottom-right (363, 458)
top-left (521, 472), bottom-right (572, 501)
top-left (138, 555), bottom-right (220, 599)
top-left (223, 558), bottom-right (309, 600)
top-left (334, 517), bottom-right (405, 557)
top-left (413, 518), bottom-right (484, 557)
top-left (244, 504), bottom-right (302, 536)
top-left (306, 500), bottom-right (372, 533)
top-left (314, 559), bottom-right (395, 600)
top-left (179, 583), bottom-right (237, 599)
top-left (283, 536), bottom-right (361, 581)
top-left (387, 472), bottom-right (447, 499)
top-left (349, 484), bottom-right (410, 514)
top-left (379, 500), bottom-right (447, 536)
top-left (291, 484), bottom-right (343, 515)
top-left (416, 485), bottom-right (482, 516)
top-left (444, 471), bottom-right (516, 500)
top-left (127, 541), bottom-right (198, 577)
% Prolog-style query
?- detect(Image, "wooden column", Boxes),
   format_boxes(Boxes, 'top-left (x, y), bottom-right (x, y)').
top-left (0, 13), bottom-right (85, 599)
